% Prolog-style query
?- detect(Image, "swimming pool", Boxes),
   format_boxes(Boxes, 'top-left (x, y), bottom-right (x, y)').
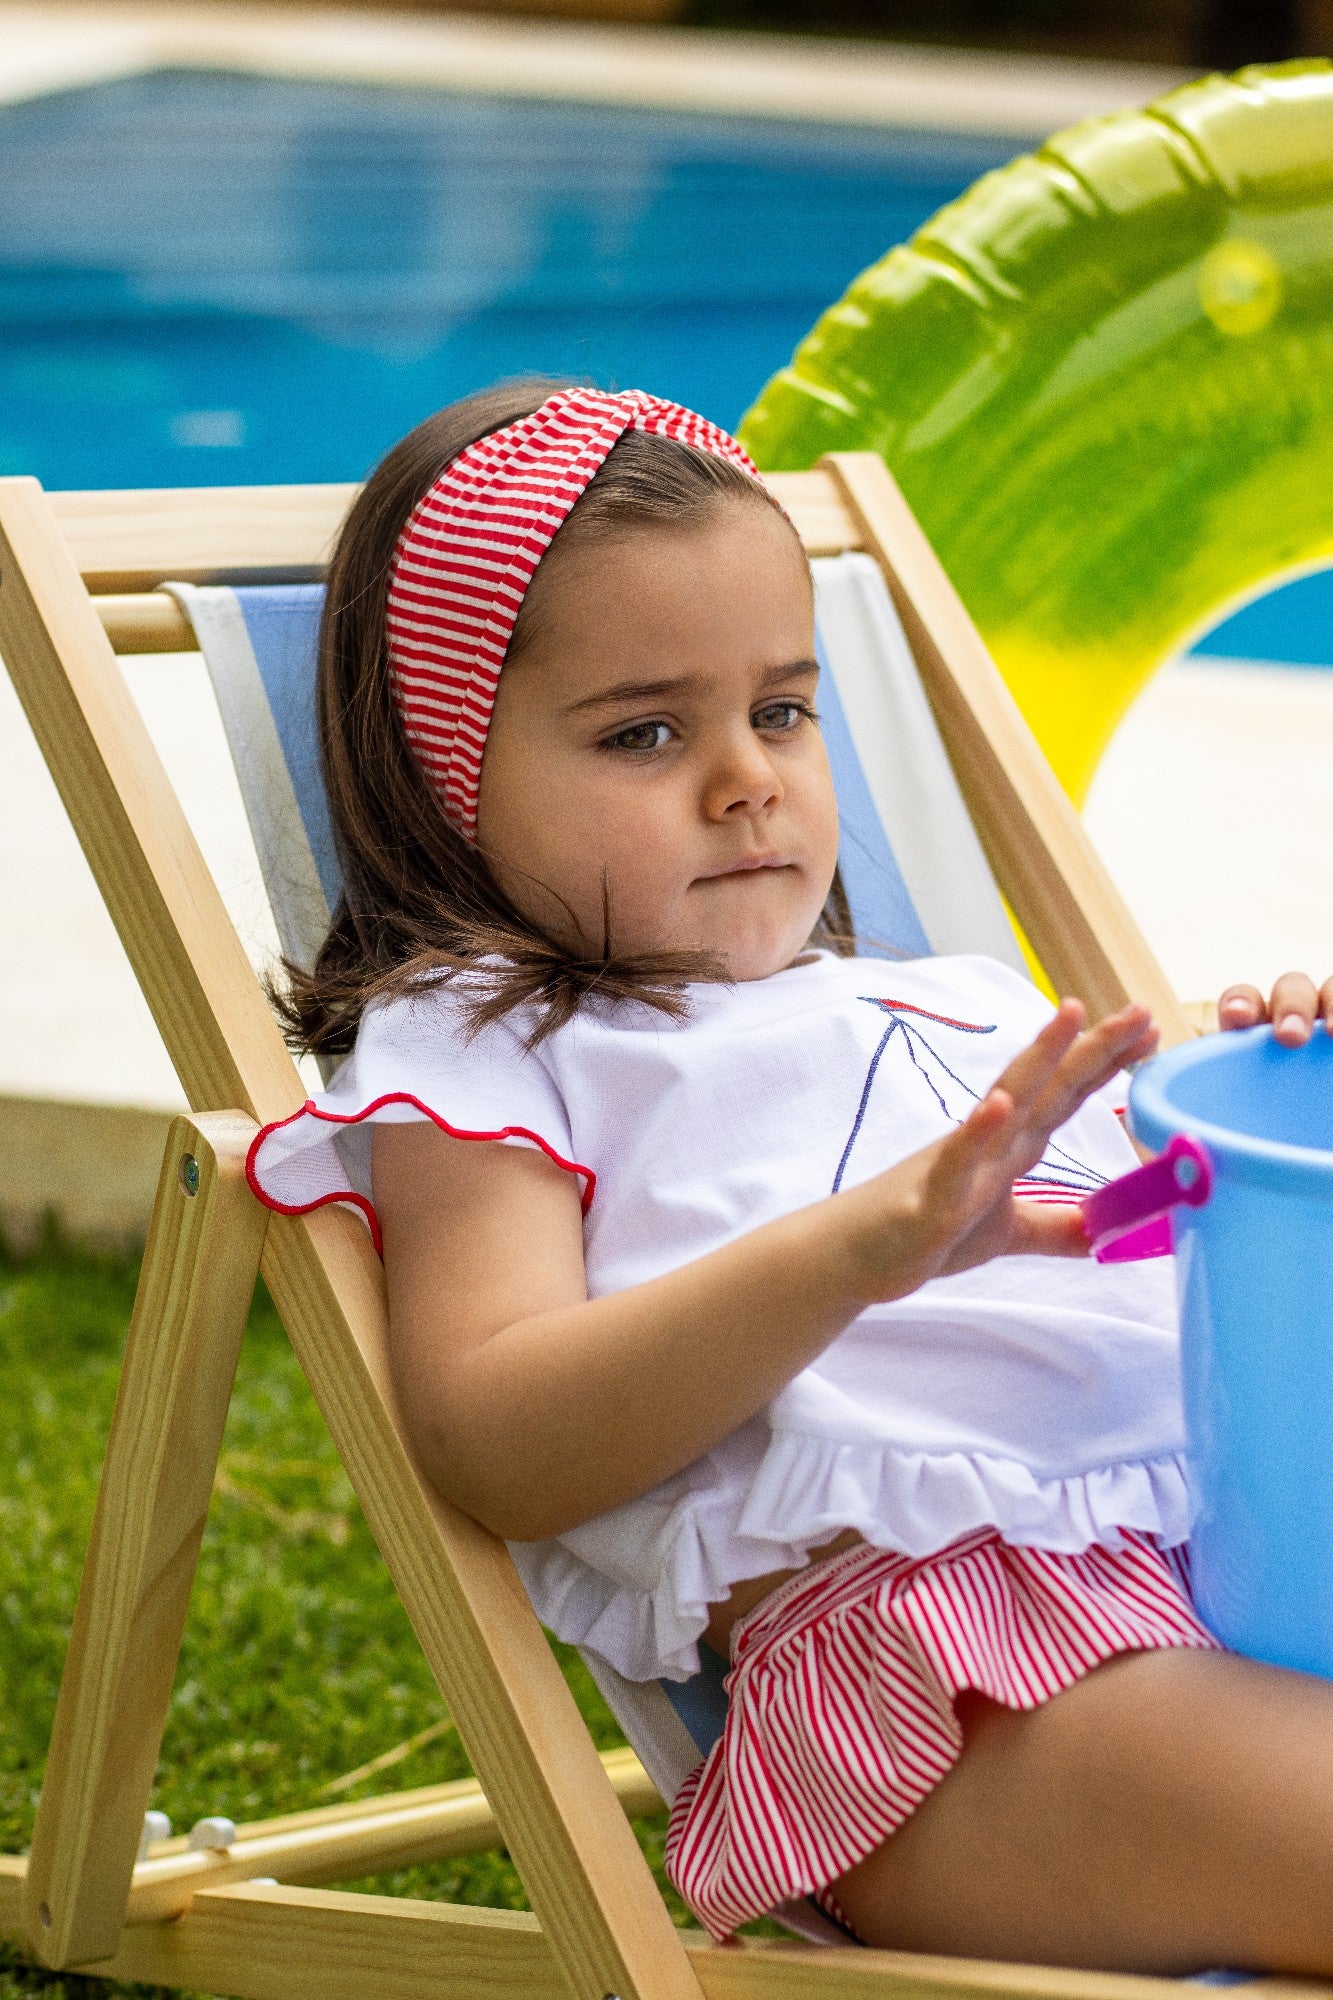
top-left (0, 68), bottom-right (1021, 490)
top-left (1, 65), bottom-right (1326, 660)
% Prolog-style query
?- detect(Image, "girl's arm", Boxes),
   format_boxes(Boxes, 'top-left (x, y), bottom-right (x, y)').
top-left (374, 1000), bottom-right (1156, 1542)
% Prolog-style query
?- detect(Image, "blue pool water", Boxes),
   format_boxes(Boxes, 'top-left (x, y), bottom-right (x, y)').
top-left (0, 69), bottom-right (1019, 489)
top-left (1189, 570), bottom-right (1333, 668)
top-left (0, 67), bottom-right (1327, 659)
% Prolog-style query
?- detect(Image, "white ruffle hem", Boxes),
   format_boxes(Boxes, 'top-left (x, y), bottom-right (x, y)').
top-left (511, 1432), bottom-right (1193, 1682)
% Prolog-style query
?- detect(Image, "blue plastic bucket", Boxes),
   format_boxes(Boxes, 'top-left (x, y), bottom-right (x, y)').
top-left (1130, 1024), bottom-right (1333, 1675)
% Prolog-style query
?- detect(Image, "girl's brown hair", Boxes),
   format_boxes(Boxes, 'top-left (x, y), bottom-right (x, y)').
top-left (276, 378), bottom-right (853, 1056)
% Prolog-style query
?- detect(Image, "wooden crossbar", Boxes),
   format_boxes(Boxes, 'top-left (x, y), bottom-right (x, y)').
top-left (4, 1860), bottom-right (1306, 2000)
top-left (94, 592), bottom-right (197, 653)
top-left (139, 1744), bottom-right (660, 1860)
top-left (51, 470), bottom-right (861, 592)
top-left (46, 483), bottom-right (359, 593)
top-left (124, 1748), bottom-right (662, 1923)
top-left (79, 470), bottom-right (861, 650)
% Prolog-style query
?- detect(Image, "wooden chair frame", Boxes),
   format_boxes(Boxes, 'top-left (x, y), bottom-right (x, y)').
top-left (0, 453), bottom-right (1226, 2000)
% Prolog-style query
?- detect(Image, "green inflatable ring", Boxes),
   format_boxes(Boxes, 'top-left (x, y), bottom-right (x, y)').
top-left (739, 60), bottom-right (1333, 805)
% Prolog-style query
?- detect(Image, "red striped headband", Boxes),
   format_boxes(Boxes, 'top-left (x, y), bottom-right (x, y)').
top-left (384, 385), bottom-right (765, 843)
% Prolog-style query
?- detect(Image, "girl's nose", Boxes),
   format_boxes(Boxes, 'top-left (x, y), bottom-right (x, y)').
top-left (701, 729), bottom-right (783, 820)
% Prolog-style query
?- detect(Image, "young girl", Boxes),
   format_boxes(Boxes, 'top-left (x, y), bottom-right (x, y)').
top-left (248, 380), bottom-right (1333, 1974)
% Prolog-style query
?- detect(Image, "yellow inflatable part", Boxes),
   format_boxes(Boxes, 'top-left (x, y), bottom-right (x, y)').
top-left (740, 62), bottom-right (1333, 804)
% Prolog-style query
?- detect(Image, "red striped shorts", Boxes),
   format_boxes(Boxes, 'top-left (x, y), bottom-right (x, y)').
top-left (665, 1529), bottom-right (1218, 1941)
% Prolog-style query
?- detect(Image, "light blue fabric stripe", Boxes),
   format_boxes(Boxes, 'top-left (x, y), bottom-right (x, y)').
top-left (233, 584), bottom-right (341, 912)
top-left (229, 586), bottom-right (930, 961)
top-left (661, 1642), bottom-right (730, 1758)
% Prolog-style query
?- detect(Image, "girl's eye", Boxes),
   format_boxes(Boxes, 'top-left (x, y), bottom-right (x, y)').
top-left (603, 720), bottom-right (673, 754)
top-left (754, 700), bottom-right (814, 733)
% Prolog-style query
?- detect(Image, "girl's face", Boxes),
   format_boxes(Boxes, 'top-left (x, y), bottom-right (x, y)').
top-left (475, 498), bottom-right (841, 982)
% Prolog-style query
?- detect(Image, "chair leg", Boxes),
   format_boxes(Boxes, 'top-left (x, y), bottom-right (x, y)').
top-left (23, 1112), bottom-right (267, 1970)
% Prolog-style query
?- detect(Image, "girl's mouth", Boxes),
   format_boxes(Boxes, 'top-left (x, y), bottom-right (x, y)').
top-left (700, 854), bottom-right (788, 879)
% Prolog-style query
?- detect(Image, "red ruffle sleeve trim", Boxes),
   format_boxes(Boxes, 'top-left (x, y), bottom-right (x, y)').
top-left (245, 1091), bottom-right (596, 1257)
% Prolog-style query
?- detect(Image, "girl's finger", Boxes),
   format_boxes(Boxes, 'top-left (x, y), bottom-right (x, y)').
top-left (1009, 1004), bottom-right (1154, 1139)
top-left (964, 1085), bottom-right (1012, 1136)
top-left (1085, 1000), bottom-right (1158, 1061)
top-left (925, 1089), bottom-right (1019, 1219)
top-left (1046, 1001), bottom-right (1155, 1089)
top-left (940, 1088), bottom-right (1015, 1177)
top-left (1028, 1011), bottom-right (1158, 1136)
top-left (1219, 983), bottom-right (1264, 1031)
top-left (988, 1002), bottom-right (1087, 1113)
top-left (944, 1185), bottom-right (1092, 1278)
top-left (1321, 977), bottom-right (1333, 1032)
top-left (955, 1004), bottom-right (1155, 1206)
top-left (1269, 970), bottom-right (1320, 1048)
top-left (985, 1019), bottom-right (1156, 1194)
top-left (1006, 1202), bottom-right (1091, 1260)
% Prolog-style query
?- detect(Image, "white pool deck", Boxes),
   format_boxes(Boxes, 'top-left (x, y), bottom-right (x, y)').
top-left (0, 3), bottom-right (1188, 135)
top-left (1, 9), bottom-right (1328, 1236)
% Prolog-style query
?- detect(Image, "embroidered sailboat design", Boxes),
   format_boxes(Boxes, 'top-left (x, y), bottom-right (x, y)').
top-left (831, 997), bottom-right (1107, 1202)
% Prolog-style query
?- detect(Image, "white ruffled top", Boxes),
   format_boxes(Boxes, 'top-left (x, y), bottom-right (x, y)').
top-left (248, 951), bottom-right (1187, 1682)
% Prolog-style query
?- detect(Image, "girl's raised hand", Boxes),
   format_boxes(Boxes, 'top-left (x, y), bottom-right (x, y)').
top-left (1218, 973), bottom-right (1333, 1047)
top-left (846, 1000), bottom-right (1159, 1302)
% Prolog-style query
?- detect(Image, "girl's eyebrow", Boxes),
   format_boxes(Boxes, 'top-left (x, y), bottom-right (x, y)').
top-left (562, 658), bottom-right (820, 717)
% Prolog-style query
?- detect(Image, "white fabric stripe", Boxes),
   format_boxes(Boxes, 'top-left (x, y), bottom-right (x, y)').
top-left (165, 583), bottom-right (331, 979)
top-left (578, 1652), bottom-right (704, 1808)
top-left (397, 700), bottom-right (467, 733)
top-left (812, 554), bottom-right (1026, 973)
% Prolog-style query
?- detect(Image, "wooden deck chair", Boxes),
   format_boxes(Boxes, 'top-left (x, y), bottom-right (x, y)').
top-left (0, 453), bottom-right (1195, 2000)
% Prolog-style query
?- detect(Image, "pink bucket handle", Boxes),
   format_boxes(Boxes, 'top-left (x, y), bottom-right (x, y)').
top-left (1080, 1134), bottom-right (1213, 1264)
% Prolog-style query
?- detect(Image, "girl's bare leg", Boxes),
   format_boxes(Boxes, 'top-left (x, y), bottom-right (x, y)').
top-left (833, 1649), bottom-right (1333, 1975)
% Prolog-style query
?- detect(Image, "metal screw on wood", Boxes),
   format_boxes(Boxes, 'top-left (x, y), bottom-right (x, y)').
top-left (179, 1154), bottom-right (200, 1198)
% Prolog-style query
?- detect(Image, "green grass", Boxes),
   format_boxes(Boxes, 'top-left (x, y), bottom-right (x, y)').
top-left (0, 1229), bottom-right (715, 2000)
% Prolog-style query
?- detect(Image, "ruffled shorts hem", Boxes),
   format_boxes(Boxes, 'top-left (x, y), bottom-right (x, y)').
top-left (664, 1528), bottom-right (1218, 1941)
